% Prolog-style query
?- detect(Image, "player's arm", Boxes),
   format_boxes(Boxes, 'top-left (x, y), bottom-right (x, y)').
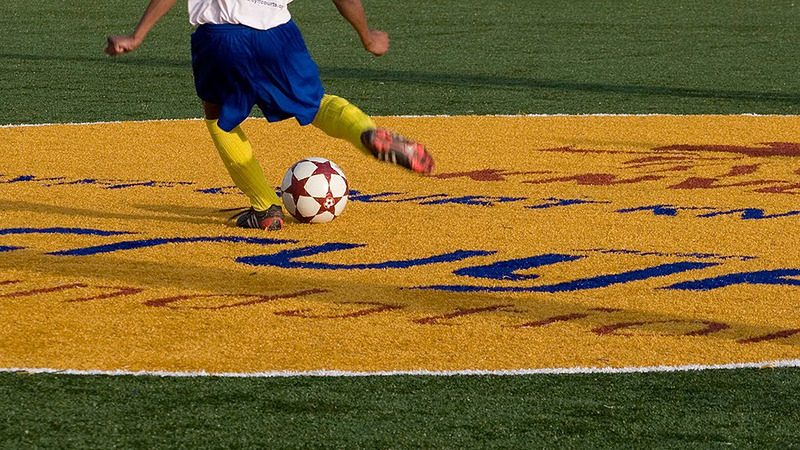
top-left (331, 0), bottom-right (389, 56)
top-left (105, 0), bottom-right (179, 56)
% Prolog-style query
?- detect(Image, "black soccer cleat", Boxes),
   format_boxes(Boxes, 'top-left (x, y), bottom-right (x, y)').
top-left (231, 205), bottom-right (284, 231)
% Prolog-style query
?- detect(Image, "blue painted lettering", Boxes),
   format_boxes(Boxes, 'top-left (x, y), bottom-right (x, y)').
top-left (50, 236), bottom-right (295, 256)
top-left (417, 261), bottom-right (718, 292)
top-left (237, 242), bottom-right (495, 269)
top-left (665, 269), bottom-right (800, 290)
top-left (454, 253), bottom-right (582, 281)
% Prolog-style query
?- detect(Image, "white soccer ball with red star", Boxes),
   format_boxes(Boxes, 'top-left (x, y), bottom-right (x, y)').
top-left (280, 157), bottom-right (349, 223)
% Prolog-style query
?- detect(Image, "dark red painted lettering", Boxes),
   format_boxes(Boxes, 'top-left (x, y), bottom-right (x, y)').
top-left (65, 286), bottom-right (145, 303)
top-left (624, 155), bottom-right (691, 165)
top-left (525, 173), bottom-right (662, 186)
top-left (650, 165), bottom-right (694, 173)
top-left (654, 142), bottom-right (800, 158)
top-left (274, 301), bottom-right (403, 319)
top-left (431, 169), bottom-right (550, 182)
top-left (683, 321), bottom-right (730, 336)
top-left (725, 164), bottom-right (760, 176)
top-left (737, 329), bottom-right (800, 344)
top-left (539, 146), bottom-right (628, 155)
top-left (589, 307), bottom-right (623, 313)
top-left (0, 283), bottom-right (87, 298)
top-left (669, 177), bottom-right (779, 190)
top-left (144, 288), bottom-right (326, 310)
top-left (509, 313), bottom-right (590, 329)
top-left (432, 169), bottom-right (510, 182)
top-left (593, 319), bottom-right (730, 337)
top-left (413, 304), bottom-right (517, 325)
top-left (510, 307), bottom-right (621, 329)
top-left (755, 183), bottom-right (800, 194)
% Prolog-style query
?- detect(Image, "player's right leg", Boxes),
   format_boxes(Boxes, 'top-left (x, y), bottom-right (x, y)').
top-left (203, 101), bottom-right (284, 231)
top-left (311, 94), bottom-right (434, 174)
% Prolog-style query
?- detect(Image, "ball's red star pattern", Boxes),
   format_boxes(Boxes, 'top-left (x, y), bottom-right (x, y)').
top-left (282, 174), bottom-right (309, 198)
top-left (313, 193), bottom-right (336, 215)
top-left (311, 160), bottom-right (336, 181)
top-left (280, 158), bottom-right (349, 223)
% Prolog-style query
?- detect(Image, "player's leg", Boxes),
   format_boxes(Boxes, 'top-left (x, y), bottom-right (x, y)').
top-left (311, 94), bottom-right (434, 174)
top-left (238, 19), bottom-right (433, 175)
top-left (203, 101), bottom-right (284, 230)
top-left (192, 24), bottom-right (285, 230)
top-left (310, 94), bottom-right (375, 153)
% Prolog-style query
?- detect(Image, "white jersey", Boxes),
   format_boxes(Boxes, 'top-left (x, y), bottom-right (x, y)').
top-left (188, 0), bottom-right (293, 31)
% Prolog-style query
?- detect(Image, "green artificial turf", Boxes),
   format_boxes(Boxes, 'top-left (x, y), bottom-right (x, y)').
top-left (1, 369), bottom-right (798, 448)
top-left (1, 0), bottom-right (797, 125)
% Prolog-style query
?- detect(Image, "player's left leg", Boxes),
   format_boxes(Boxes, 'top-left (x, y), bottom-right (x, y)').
top-left (311, 94), bottom-right (434, 174)
top-left (203, 101), bottom-right (284, 230)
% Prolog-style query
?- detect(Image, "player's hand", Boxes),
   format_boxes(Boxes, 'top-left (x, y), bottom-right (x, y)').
top-left (363, 29), bottom-right (389, 56)
top-left (105, 35), bottom-right (142, 56)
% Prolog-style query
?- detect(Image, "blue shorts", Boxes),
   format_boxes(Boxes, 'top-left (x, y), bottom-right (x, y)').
top-left (191, 21), bottom-right (324, 132)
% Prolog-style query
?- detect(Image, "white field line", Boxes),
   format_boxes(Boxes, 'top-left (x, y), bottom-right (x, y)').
top-left (2, 114), bottom-right (799, 128)
top-left (0, 118), bottom-right (204, 128)
top-left (1, 360), bottom-right (799, 378)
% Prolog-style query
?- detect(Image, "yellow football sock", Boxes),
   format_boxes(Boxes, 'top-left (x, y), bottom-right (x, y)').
top-left (205, 119), bottom-right (280, 211)
top-left (312, 94), bottom-right (376, 154)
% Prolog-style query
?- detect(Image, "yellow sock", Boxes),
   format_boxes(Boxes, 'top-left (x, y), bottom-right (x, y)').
top-left (205, 119), bottom-right (280, 211)
top-left (311, 94), bottom-right (376, 154)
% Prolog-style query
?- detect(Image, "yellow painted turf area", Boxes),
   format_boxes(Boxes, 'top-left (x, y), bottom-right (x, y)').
top-left (0, 115), bottom-right (798, 373)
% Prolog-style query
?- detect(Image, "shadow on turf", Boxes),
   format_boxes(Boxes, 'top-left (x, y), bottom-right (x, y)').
top-left (0, 241), bottom-right (797, 355)
top-left (2, 52), bottom-right (797, 105)
top-left (319, 66), bottom-right (800, 105)
top-left (0, 199), bottom-right (233, 227)
top-left (0, 52), bottom-right (189, 69)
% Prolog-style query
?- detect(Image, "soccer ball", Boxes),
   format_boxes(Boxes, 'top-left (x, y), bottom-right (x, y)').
top-left (280, 157), bottom-right (349, 223)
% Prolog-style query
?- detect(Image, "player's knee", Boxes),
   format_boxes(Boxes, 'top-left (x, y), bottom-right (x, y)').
top-left (318, 94), bottom-right (350, 115)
